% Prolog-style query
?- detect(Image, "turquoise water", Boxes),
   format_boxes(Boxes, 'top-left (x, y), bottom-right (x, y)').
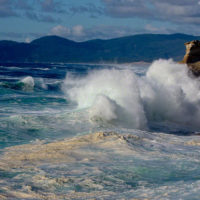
top-left (1, 61), bottom-right (200, 199)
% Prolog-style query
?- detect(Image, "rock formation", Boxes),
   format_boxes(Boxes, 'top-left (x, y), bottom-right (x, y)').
top-left (180, 40), bottom-right (200, 76)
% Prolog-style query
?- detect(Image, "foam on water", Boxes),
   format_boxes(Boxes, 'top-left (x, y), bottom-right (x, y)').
top-left (20, 76), bottom-right (35, 91)
top-left (1, 131), bottom-right (200, 199)
top-left (63, 59), bottom-right (200, 131)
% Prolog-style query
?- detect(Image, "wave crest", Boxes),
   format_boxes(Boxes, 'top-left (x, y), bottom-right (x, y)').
top-left (63, 60), bottom-right (200, 131)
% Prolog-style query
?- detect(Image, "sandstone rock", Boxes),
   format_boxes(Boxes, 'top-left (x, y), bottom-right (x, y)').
top-left (180, 40), bottom-right (200, 76)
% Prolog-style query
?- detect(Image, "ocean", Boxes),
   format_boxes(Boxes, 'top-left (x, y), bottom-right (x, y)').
top-left (1, 60), bottom-right (200, 199)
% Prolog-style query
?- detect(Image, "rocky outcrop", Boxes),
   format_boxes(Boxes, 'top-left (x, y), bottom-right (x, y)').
top-left (180, 40), bottom-right (200, 76)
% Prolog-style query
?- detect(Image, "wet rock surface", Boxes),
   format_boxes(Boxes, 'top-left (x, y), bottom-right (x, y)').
top-left (181, 40), bottom-right (200, 76)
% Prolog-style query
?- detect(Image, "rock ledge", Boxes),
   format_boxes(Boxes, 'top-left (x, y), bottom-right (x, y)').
top-left (180, 40), bottom-right (200, 76)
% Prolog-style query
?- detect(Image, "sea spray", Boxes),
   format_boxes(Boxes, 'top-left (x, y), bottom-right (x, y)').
top-left (141, 59), bottom-right (200, 129)
top-left (63, 59), bottom-right (200, 130)
top-left (63, 69), bottom-right (147, 129)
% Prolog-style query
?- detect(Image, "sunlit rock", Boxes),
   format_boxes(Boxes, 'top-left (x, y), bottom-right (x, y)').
top-left (180, 40), bottom-right (200, 76)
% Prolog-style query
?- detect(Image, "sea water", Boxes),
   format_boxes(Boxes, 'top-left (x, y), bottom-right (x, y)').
top-left (0, 60), bottom-right (200, 199)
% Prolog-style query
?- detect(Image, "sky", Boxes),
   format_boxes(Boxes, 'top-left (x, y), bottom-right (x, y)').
top-left (1, 0), bottom-right (200, 42)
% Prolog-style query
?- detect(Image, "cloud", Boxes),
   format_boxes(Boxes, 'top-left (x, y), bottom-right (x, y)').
top-left (102, 0), bottom-right (152, 18)
top-left (51, 25), bottom-right (71, 36)
top-left (16, 0), bottom-right (32, 10)
top-left (50, 24), bottom-right (172, 41)
top-left (2, 22), bottom-right (199, 43)
top-left (0, 0), bottom-right (17, 17)
top-left (40, 0), bottom-right (65, 13)
top-left (0, 0), bottom-right (63, 22)
top-left (50, 22), bottom-right (200, 42)
top-left (68, 0), bottom-right (200, 26)
top-left (50, 25), bottom-right (85, 40)
top-left (83, 25), bottom-right (136, 40)
top-left (25, 11), bottom-right (60, 23)
top-left (25, 37), bottom-right (31, 43)
top-left (152, 1), bottom-right (200, 25)
top-left (101, 0), bottom-right (200, 25)
top-left (69, 3), bottom-right (103, 18)
top-left (0, 0), bottom-right (35, 17)
top-left (72, 25), bottom-right (85, 37)
top-left (1, 0), bottom-right (200, 27)
top-left (145, 24), bottom-right (159, 32)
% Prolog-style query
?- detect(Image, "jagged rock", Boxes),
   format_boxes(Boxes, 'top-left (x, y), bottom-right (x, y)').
top-left (180, 40), bottom-right (200, 76)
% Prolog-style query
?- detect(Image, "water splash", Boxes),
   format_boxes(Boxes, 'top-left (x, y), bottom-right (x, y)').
top-left (63, 59), bottom-right (200, 131)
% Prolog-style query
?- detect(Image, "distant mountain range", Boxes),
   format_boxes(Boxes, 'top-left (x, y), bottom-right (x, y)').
top-left (1, 33), bottom-right (200, 63)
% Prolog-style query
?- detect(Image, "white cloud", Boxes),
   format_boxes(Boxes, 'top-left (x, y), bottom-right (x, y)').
top-left (0, 0), bottom-right (63, 22)
top-left (51, 25), bottom-right (71, 36)
top-left (50, 25), bottom-right (86, 40)
top-left (25, 37), bottom-right (31, 43)
top-left (72, 25), bottom-right (84, 37)
top-left (40, 0), bottom-right (65, 13)
top-left (49, 24), bottom-right (174, 42)
top-left (101, 0), bottom-right (200, 25)
top-left (145, 24), bottom-right (158, 32)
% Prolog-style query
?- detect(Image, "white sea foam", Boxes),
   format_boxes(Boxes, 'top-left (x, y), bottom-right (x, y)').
top-left (63, 59), bottom-right (200, 130)
top-left (21, 76), bottom-right (35, 91)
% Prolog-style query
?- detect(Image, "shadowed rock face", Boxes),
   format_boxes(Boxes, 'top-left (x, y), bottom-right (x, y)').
top-left (181, 40), bottom-right (200, 76)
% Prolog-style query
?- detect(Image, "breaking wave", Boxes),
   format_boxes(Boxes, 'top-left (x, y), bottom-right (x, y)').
top-left (63, 59), bottom-right (200, 131)
top-left (0, 76), bottom-right (35, 91)
top-left (20, 76), bottom-right (35, 91)
top-left (0, 76), bottom-right (62, 92)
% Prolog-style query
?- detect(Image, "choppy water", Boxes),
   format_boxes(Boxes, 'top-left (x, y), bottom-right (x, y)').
top-left (1, 61), bottom-right (200, 199)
